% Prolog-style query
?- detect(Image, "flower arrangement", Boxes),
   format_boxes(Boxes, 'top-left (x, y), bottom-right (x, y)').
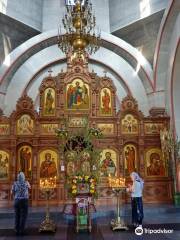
top-left (69, 175), bottom-right (97, 197)
top-left (88, 127), bottom-right (102, 138)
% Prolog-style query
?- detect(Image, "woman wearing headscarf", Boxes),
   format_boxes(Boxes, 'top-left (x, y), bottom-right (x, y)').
top-left (127, 172), bottom-right (144, 228)
top-left (11, 172), bottom-right (31, 235)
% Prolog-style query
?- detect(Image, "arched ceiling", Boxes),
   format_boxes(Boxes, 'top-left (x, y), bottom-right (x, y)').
top-left (0, 31), bottom-right (153, 116)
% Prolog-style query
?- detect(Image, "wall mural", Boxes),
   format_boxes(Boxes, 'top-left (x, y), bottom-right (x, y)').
top-left (97, 123), bottom-right (114, 135)
top-left (43, 88), bottom-right (56, 116)
top-left (39, 150), bottom-right (58, 179)
top-left (0, 124), bottom-right (10, 135)
top-left (100, 149), bottom-right (116, 177)
top-left (17, 114), bottom-right (34, 135)
top-left (144, 123), bottom-right (164, 134)
top-left (66, 79), bottom-right (89, 110)
top-left (0, 150), bottom-right (9, 180)
top-left (40, 124), bottom-right (58, 135)
top-left (121, 114), bottom-right (138, 134)
top-left (145, 148), bottom-right (166, 177)
top-left (124, 144), bottom-right (137, 175)
top-left (18, 146), bottom-right (32, 178)
top-left (100, 88), bottom-right (112, 115)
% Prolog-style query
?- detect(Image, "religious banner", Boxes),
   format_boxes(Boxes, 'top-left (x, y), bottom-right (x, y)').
top-left (0, 124), bottom-right (10, 135)
top-left (100, 149), bottom-right (116, 177)
top-left (40, 124), bottom-right (58, 135)
top-left (18, 146), bottom-right (32, 178)
top-left (0, 150), bottom-right (9, 180)
top-left (17, 114), bottom-right (34, 135)
top-left (144, 123), bottom-right (164, 134)
top-left (39, 150), bottom-right (58, 179)
top-left (124, 144), bottom-right (137, 175)
top-left (100, 88), bottom-right (112, 115)
top-left (66, 79), bottom-right (89, 110)
top-left (43, 88), bottom-right (56, 116)
top-left (121, 114), bottom-right (138, 134)
top-left (97, 123), bottom-right (114, 135)
top-left (145, 148), bottom-right (166, 177)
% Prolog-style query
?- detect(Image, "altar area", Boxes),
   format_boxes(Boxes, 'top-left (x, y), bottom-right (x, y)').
top-left (0, 50), bottom-right (173, 207)
top-left (0, 0), bottom-right (175, 209)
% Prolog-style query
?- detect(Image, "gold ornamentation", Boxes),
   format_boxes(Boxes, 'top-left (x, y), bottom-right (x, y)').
top-left (57, 0), bottom-right (101, 56)
top-left (0, 124), bottom-right (10, 135)
top-left (108, 175), bottom-right (128, 231)
top-left (39, 177), bottom-right (57, 232)
top-left (0, 151), bottom-right (9, 180)
top-left (17, 114), bottom-right (34, 135)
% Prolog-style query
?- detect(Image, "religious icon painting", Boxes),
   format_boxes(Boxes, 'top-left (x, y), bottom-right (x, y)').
top-left (39, 149), bottom-right (58, 179)
top-left (0, 124), bottom-right (10, 136)
top-left (100, 88), bottom-right (112, 116)
top-left (124, 144), bottom-right (137, 175)
top-left (0, 150), bottom-right (9, 180)
top-left (100, 149), bottom-right (117, 177)
top-left (67, 161), bottom-right (75, 176)
top-left (121, 114), bottom-right (138, 134)
top-left (97, 123), bottom-right (114, 135)
top-left (145, 148), bottom-right (166, 177)
top-left (144, 123), bottom-right (164, 135)
top-left (80, 151), bottom-right (91, 175)
top-left (43, 88), bottom-right (56, 116)
top-left (18, 146), bottom-right (32, 179)
top-left (66, 78), bottom-right (90, 110)
top-left (68, 117), bottom-right (88, 128)
top-left (17, 114), bottom-right (34, 135)
top-left (40, 123), bottom-right (58, 135)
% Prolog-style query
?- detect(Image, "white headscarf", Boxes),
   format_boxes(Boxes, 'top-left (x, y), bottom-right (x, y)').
top-left (130, 172), bottom-right (144, 188)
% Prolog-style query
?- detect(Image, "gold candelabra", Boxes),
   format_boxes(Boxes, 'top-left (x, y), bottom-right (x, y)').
top-left (39, 177), bottom-right (57, 232)
top-left (108, 175), bottom-right (128, 231)
top-left (57, 0), bottom-right (101, 56)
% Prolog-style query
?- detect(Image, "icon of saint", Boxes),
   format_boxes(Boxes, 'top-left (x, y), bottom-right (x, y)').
top-left (19, 147), bottom-right (31, 177)
top-left (0, 153), bottom-right (8, 179)
top-left (45, 89), bottom-right (55, 114)
top-left (125, 146), bottom-right (136, 174)
top-left (101, 89), bottom-right (111, 114)
top-left (40, 152), bottom-right (57, 178)
top-left (101, 152), bottom-right (116, 176)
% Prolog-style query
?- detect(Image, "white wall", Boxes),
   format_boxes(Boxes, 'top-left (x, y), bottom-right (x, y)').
top-left (42, 0), bottom-right (110, 32)
top-left (42, 0), bottom-right (65, 32)
top-left (0, 0), bottom-right (43, 30)
top-left (109, 0), bottom-right (169, 32)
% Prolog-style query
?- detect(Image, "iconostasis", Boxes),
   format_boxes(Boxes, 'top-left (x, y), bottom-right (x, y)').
top-left (0, 57), bottom-right (171, 206)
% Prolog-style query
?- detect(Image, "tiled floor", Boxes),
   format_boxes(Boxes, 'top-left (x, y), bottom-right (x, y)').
top-left (0, 204), bottom-right (180, 239)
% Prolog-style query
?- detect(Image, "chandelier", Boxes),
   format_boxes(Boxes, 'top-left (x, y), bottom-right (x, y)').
top-left (57, 0), bottom-right (101, 56)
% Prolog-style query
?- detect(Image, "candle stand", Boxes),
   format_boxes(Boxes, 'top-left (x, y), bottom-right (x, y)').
top-left (108, 176), bottom-right (128, 231)
top-left (39, 177), bottom-right (56, 232)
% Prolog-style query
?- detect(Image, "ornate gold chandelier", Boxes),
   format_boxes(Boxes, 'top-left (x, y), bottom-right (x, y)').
top-left (57, 0), bottom-right (101, 55)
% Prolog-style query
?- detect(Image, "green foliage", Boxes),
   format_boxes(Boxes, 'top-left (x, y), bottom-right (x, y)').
top-left (56, 119), bottom-right (103, 197)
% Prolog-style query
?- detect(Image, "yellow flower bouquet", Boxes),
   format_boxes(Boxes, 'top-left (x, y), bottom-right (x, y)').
top-left (69, 175), bottom-right (97, 197)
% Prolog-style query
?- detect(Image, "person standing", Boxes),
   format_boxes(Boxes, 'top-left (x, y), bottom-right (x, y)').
top-left (11, 172), bottom-right (31, 236)
top-left (127, 172), bottom-right (144, 228)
